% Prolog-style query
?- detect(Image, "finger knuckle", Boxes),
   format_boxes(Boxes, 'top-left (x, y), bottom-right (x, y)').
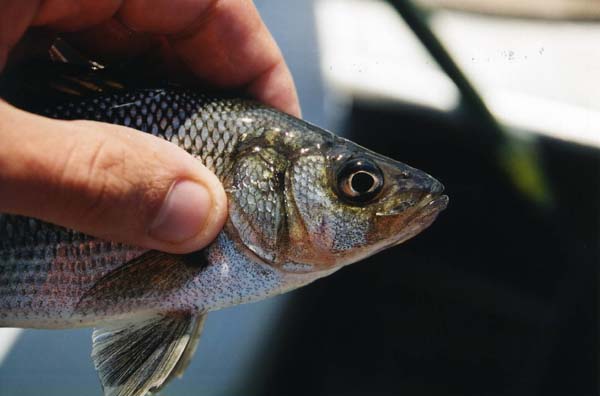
top-left (81, 138), bottom-right (129, 219)
top-left (61, 134), bottom-right (137, 225)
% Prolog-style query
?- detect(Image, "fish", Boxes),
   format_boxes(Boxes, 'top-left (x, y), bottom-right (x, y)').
top-left (0, 57), bottom-right (448, 396)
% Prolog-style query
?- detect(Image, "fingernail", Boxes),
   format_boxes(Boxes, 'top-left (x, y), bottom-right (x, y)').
top-left (149, 180), bottom-right (211, 244)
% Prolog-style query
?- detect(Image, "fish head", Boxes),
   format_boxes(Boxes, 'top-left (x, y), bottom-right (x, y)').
top-left (226, 128), bottom-right (448, 277)
top-left (281, 137), bottom-right (448, 273)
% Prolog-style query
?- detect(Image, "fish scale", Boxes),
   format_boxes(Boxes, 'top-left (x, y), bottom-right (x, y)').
top-left (0, 213), bottom-right (146, 322)
top-left (0, 72), bottom-right (447, 396)
top-left (47, 90), bottom-right (267, 178)
top-left (0, 88), bottom-right (311, 324)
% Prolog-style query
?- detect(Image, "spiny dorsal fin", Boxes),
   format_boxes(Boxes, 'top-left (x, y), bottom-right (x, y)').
top-left (92, 313), bottom-right (207, 396)
top-left (1, 39), bottom-right (117, 111)
top-left (0, 38), bottom-right (168, 112)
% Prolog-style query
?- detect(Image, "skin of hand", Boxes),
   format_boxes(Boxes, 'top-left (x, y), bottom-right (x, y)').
top-left (0, 0), bottom-right (300, 254)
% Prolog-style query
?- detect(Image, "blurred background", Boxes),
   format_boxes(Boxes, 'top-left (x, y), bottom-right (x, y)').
top-left (0, 0), bottom-right (598, 395)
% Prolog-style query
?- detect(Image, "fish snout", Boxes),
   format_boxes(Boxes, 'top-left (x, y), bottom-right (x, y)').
top-left (428, 178), bottom-right (445, 195)
top-left (415, 174), bottom-right (448, 212)
top-left (387, 163), bottom-right (449, 216)
top-left (393, 166), bottom-right (444, 197)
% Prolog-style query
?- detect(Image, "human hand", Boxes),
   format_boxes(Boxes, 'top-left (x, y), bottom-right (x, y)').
top-left (0, 0), bottom-right (300, 254)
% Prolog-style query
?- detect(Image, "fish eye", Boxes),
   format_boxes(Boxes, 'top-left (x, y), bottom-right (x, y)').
top-left (336, 158), bottom-right (384, 204)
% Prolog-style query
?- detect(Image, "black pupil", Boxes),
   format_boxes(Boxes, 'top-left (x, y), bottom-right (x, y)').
top-left (351, 172), bottom-right (375, 193)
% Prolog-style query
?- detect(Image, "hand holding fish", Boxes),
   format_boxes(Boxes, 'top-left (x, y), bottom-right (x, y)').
top-left (0, 0), bottom-right (299, 253)
top-left (0, 2), bottom-right (448, 396)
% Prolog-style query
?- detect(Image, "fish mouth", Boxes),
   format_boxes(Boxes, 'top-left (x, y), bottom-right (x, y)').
top-left (385, 193), bottom-right (448, 248)
top-left (376, 192), bottom-right (449, 217)
top-left (405, 193), bottom-right (449, 228)
top-left (418, 193), bottom-right (449, 214)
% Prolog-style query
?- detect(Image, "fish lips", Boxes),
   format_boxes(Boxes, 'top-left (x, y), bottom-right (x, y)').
top-left (373, 191), bottom-right (448, 252)
top-left (393, 193), bottom-right (448, 245)
top-left (412, 193), bottom-right (449, 228)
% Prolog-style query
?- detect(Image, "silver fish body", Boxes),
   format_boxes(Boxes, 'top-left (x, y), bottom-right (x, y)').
top-left (0, 91), bottom-right (330, 328)
top-left (0, 85), bottom-right (448, 396)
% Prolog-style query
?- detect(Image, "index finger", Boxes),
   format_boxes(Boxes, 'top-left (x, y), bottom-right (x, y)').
top-left (50, 0), bottom-right (301, 117)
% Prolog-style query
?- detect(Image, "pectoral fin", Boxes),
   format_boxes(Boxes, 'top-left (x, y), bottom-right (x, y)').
top-left (92, 313), bottom-right (207, 396)
top-left (76, 250), bottom-right (207, 313)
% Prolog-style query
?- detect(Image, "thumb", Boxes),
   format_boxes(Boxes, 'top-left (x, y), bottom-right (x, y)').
top-left (0, 101), bottom-right (227, 254)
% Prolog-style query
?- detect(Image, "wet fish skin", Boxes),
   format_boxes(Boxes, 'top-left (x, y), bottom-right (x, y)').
top-left (1, 87), bottom-right (447, 326)
top-left (0, 90), bottom-right (312, 327)
top-left (0, 86), bottom-right (448, 396)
